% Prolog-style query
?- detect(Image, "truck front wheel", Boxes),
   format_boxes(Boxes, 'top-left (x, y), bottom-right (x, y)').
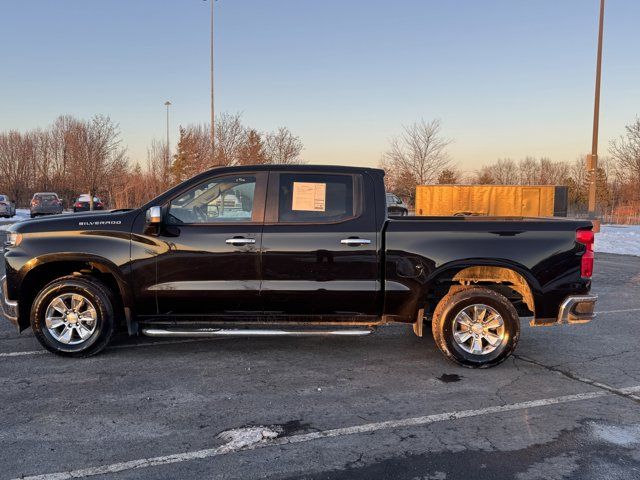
top-left (431, 287), bottom-right (520, 368)
top-left (31, 275), bottom-right (116, 357)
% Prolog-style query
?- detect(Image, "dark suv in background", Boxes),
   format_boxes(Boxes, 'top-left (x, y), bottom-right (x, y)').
top-left (386, 193), bottom-right (409, 216)
top-left (73, 195), bottom-right (104, 212)
top-left (30, 193), bottom-right (63, 218)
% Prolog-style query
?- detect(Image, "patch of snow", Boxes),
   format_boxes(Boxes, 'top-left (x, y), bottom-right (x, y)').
top-left (0, 209), bottom-right (30, 231)
top-left (596, 224), bottom-right (640, 257)
top-left (591, 422), bottom-right (640, 447)
top-left (215, 426), bottom-right (282, 454)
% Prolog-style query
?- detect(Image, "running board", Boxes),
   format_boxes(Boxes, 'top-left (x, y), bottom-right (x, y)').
top-left (142, 328), bottom-right (374, 338)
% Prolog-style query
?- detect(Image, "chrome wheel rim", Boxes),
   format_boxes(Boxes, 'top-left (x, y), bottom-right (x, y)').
top-left (452, 304), bottom-right (505, 355)
top-left (45, 293), bottom-right (98, 345)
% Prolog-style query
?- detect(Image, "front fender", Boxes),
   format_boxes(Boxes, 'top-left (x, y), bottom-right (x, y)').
top-left (17, 253), bottom-right (134, 310)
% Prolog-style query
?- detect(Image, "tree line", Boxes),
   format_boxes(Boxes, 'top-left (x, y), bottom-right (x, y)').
top-left (0, 115), bottom-right (128, 208)
top-left (115, 113), bottom-right (304, 208)
top-left (381, 117), bottom-right (640, 217)
top-left (0, 113), bottom-right (304, 209)
top-left (2, 112), bottom-right (638, 218)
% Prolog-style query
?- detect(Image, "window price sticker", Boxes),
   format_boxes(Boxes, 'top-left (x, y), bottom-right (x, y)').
top-left (292, 182), bottom-right (326, 211)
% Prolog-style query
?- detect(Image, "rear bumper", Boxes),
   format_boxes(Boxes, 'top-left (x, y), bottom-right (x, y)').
top-left (531, 294), bottom-right (597, 327)
top-left (0, 275), bottom-right (19, 330)
top-left (31, 207), bottom-right (63, 214)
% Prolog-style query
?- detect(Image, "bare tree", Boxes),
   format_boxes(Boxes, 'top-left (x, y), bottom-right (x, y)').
top-left (264, 127), bottom-right (304, 164)
top-left (0, 131), bottom-right (34, 205)
top-left (74, 115), bottom-right (127, 209)
top-left (489, 159), bottom-right (519, 184)
top-left (381, 119), bottom-right (451, 191)
top-left (214, 112), bottom-right (247, 166)
top-left (146, 139), bottom-right (172, 195)
top-left (610, 117), bottom-right (640, 201)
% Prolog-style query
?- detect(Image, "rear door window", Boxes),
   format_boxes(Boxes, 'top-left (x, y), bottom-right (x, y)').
top-left (277, 173), bottom-right (358, 223)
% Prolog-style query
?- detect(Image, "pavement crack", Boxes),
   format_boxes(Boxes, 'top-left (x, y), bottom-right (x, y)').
top-left (514, 354), bottom-right (640, 405)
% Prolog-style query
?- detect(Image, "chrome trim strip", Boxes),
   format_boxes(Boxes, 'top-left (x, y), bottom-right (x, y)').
top-left (260, 280), bottom-right (380, 292)
top-left (142, 328), bottom-right (373, 338)
top-left (148, 280), bottom-right (261, 291)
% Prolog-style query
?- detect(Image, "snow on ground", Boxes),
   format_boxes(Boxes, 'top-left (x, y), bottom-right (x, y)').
top-left (596, 224), bottom-right (640, 257)
top-left (0, 209), bottom-right (30, 231)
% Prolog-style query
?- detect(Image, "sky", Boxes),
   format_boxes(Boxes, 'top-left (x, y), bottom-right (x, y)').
top-left (1, 0), bottom-right (639, 172)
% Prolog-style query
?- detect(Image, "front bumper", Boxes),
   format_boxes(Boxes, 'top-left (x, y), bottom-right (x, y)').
top-left (0, 275), bottom-right (19, 329)
top-left (531, 294), bottom-right (597, 327)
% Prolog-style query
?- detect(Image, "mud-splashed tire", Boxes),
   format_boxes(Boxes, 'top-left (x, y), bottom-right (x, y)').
top-left (432, 287), bottom-right (520, 368)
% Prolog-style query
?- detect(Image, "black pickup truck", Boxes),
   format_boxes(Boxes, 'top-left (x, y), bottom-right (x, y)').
top-left (1, 165), bottom-right (597, 367)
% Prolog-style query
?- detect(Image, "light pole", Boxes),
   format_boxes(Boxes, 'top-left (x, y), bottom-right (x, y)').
top-left (209, 0), bottom-right (215, 164)
top-left (587, 0), bottom-right (605, 220)
top-left (164, 101), bottom-right (172, 168)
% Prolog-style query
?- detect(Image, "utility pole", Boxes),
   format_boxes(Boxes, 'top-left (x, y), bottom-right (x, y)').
top-left (587, 0), bottom-right (605, 220)
top-left (209, 0), bottom-right (215, 164)
top-left (164, 101), bottom-right (172, 170)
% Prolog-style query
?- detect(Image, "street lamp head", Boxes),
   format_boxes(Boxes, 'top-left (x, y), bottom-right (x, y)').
top-left (164, 101), bottom-right (172, 106)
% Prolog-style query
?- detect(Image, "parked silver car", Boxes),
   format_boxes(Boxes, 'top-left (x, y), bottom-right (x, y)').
top-left (30, 192), bottom-right (64, 218)
top-left (0, 194), bottom-right (16, 218)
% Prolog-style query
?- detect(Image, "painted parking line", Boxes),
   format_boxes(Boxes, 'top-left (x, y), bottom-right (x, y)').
top-left (15, 385), bottom-right (640, 480)
top-left (596, 307), bottom-right (640, 314)
top-left (0, 349), bottom-right (48, 358)
top-left (0, 338), bottom-right (225, 358)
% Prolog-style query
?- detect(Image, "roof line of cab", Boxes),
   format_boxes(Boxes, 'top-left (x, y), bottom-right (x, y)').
top-left (141, 164), bottom-right (385, 211)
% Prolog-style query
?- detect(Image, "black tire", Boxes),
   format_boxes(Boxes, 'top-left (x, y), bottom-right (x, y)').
top-left (431, 287), bottom-right (520, 368)
top-left (31, 275), bottom-right (115, 357)
top-left (30, 214), bottom-right (36, 218)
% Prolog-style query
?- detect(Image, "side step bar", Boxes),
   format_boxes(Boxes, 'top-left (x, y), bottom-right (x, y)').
top-left (142, 328), bottom-right (374, 338)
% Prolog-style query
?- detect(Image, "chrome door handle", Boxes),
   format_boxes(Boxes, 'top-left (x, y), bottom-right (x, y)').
top-left (340, 238), bottom-right (371, 246)
top-left (225, 237), bottom-right (256, 245)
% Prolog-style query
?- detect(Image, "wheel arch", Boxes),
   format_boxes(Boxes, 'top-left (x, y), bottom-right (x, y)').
top-left (17, 254), bottom-right (133, 332)
top-left (423, 261), bottom-right (539, 319)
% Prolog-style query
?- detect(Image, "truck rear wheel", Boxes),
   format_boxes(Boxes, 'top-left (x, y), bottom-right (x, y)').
top-left (431, 287), bottom-right (520, 368)
top-left (31, 275), bottom-right (115, 357)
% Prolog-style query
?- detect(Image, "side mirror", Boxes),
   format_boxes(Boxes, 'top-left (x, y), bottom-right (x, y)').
top-left (146, 206), bottom-right (162, 225)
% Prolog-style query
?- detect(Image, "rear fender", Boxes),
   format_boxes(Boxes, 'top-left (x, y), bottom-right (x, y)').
top-left (422, 259), bottom-right (542, 316)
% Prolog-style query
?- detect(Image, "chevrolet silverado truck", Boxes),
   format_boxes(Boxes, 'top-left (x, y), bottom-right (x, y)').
top-left (1, 165), bottom-right (597, 367)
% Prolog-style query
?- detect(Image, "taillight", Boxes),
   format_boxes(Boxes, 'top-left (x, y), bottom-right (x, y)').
top-left (576, 229), bottom-right (594, 278)
top-left (74, 202), bottom-right (82, 208)
top-left (31, 200), bottom-right (39, 206)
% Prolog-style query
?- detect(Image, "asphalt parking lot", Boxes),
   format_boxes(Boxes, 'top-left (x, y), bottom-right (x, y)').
top-left (1, 230), bottom-right (639, 479)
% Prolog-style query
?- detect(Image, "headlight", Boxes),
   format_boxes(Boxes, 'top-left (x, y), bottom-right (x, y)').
top-left (5, 232), bottom-right (22, 247)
